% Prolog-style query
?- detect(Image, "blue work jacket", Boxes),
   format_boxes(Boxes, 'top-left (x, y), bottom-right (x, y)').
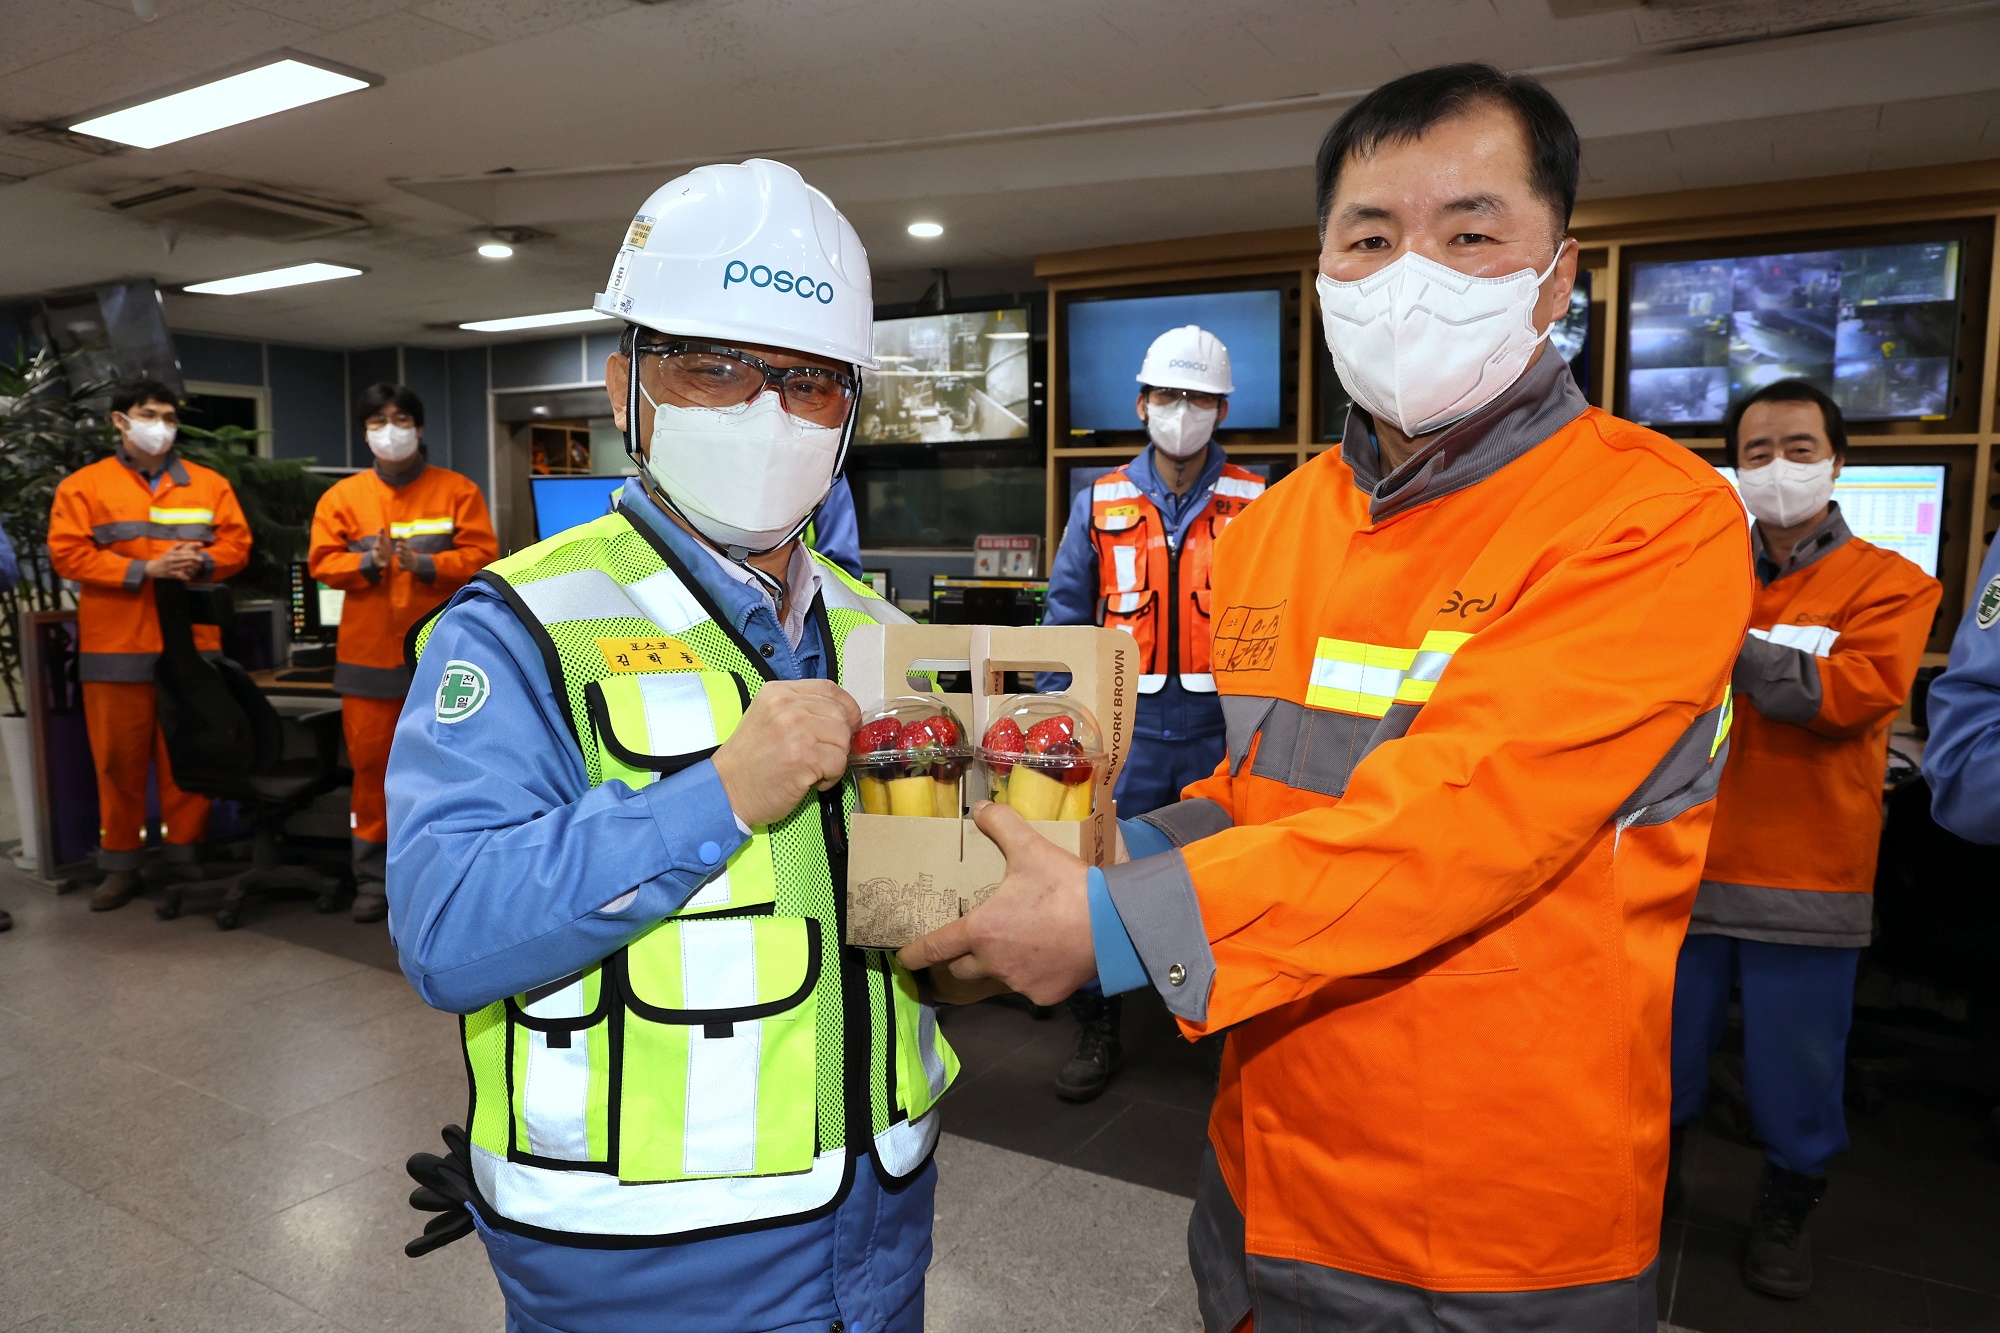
top-left (385, 484), bottom-right (933, 1333)
top-left (1924, 540), bottom-right (2000, 843)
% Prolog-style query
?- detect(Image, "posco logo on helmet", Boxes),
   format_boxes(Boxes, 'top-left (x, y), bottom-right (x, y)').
top-left (723, 261), bottom-right (836, 304)
top-left (1167, 357), bottom-right (1210, 372)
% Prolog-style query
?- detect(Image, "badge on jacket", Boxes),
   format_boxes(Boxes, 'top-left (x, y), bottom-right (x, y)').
top-left (436, 660), bottom-right (491, 723)
top-left (1978, 573), bottom-right (2000, 631)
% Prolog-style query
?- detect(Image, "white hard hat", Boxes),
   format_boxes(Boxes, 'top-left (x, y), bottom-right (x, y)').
top-left (594, 158), bottom-right (876, 369)
top-left (1137, 324), bottom-right (1233, 395)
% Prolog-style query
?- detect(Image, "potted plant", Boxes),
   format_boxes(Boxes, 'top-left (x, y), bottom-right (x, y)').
top-left (0, 345), bottom-right (113, 870)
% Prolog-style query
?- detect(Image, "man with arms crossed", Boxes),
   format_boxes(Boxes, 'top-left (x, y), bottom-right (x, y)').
top-left (906, 65), bottom-right (1751, 1330)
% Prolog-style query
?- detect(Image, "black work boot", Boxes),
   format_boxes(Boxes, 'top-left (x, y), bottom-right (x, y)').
top-left (1664, 1122), bottom-right (1689, 1217)
top-left (1054, 992), bottom-right (1122, 1102)
top-left (1743, 1163), bottom-right (1826, 1299)
top-left (90, 869), bottom-right (143, 912)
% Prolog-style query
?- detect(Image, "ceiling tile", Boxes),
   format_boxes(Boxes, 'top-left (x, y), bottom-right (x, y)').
top-left (294, 11), bottom-right (491, 75)
top-left (414, 0), bottom-right (631, 44)
top-left (0, 1), bottom-right (140, 77)
top-left (242, 0), bottom-right (419, 24)
top-left (101, 0), bottom-right (323, 65)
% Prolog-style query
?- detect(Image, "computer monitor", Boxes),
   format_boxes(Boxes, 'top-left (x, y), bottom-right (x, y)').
top-left (1625, 239), bottom-right (1963, 427)
top-left (531, 475), bottom-right (629, 541)
top-left (1067, 288), bottom-right (1285, 432)
top-left (858, 307), bottom-right (1032, 445)
top-left (1714, 463), bottom-right (1947, 576)
top-left (287, 561), bottom-right (344, 639)
top-left (929, 576), bottom-right (1048, 626)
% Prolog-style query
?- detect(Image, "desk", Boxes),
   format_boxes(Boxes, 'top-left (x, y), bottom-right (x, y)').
top-left (250, 667), bottom-right (338, 699)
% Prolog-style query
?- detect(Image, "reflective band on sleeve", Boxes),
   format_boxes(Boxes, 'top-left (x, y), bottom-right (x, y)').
top-left (1113, 545), bottom-right (1138, 592)
top-left (681, 920), bottom-right (759, 1177)
top-left (521, 980), bottom-right (593, 1161)
top-left (1213, 476), bottom-right (1264, 499)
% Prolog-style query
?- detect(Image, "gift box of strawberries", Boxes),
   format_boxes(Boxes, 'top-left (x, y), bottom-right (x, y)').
top-left (850, 698), bottom-right (971, 819)
top-left (977, 695), bottom-right (1103, 822)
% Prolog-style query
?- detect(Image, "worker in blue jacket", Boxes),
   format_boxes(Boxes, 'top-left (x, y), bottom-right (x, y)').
top-left (1923, 540), bottom-right (2000, 842)
top-left (385, 160), bottom-right (945, 1333)
top-left (1040, 325), bottom-right (1266, 1100)
top-left (809, 475), bottom-right (864, 578)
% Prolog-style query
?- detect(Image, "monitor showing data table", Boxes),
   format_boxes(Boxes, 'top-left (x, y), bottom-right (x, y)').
top-left (1715, 463), bottom-right (1946, 576)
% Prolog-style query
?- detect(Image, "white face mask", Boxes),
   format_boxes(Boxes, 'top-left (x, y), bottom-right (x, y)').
top-left (367, 422), bottom-right (421, 463)
top-left (1317, 247), bottom-right (1563, 438)
top-left (1737, 457), bottom-right (1836, 529)
top-left (1145, 399), bottom-right (1218, 459)
top-left (643, 389), bottom-right (842, 554)
top-left (120, 416), bottom-right (176, 457)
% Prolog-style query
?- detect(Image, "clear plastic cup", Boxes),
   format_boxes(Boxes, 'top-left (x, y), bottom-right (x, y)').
top-left (849, 696), bottom-right (971, 818)
top-left (977, 694), bottom-right (1105, 822)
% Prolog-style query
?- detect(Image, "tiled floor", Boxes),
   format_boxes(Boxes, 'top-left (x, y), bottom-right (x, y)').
top-left (2, 848), bottom-right (1994, 1332)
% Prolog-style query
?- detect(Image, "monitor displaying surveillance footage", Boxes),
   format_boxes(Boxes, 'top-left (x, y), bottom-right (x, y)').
top-left (857, 307), bottom-right (1033, 445)
top-left (1625, 240), bottom-right (1962, 427)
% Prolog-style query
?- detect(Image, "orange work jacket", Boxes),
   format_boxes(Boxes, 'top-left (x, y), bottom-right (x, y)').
top-left (1091, 462), bottom-right (1265, 693)
top-left (307, 461), bottom-right (498, 698)
top-left (47, 451), bottom-right (252, 681)
top-left (1160, 369), bottom-right (1751, 1294)
top-left (1695, 508), bottom-right (1940, 945)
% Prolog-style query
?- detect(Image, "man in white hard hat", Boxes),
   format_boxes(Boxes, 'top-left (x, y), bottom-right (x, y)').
top-left (1039, 324), bottom-right (1266, 1100)
top-left (385, 159), bottom-right (954, 1333)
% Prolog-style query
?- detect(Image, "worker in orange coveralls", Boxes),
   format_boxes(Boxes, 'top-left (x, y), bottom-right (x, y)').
top-left (48, 380), bottom-right (251, 911)
top-left (308, 383), bottom-right (497, 923)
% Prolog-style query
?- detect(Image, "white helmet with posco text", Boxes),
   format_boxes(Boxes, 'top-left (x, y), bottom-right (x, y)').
top-left (595, 158), bottom-right (875, 559)
top-left (1137, 324), bottom-right (1233, 395)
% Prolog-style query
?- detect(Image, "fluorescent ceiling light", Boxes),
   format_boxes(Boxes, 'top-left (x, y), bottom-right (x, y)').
top-left (907, 222), bottom-right (943, 238)
top-left (986, 331), bottom-right (1030, 339)
top-left (184, 262), bottom-right (362, 295)
top-left (459, 309), bottom-right (613, 333)
top-left (477, 242), bottom-right (514, 259)
top-left (70, 58), bottom-right (373, 150)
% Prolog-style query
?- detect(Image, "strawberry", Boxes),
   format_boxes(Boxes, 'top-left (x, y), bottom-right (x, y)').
top-left (1025, 715), bottom-right (1077, 755)
top-left (852, 717), bottom-right (902, 757)
top-left (982, 717), bottom-right (1026, 776)
top-left (1044, 737), bottom-right (1093, 785)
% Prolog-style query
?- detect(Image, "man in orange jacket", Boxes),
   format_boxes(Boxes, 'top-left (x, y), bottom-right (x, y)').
top-left (308, 384), bottom-right (497, 922)
top-left (904, 64), bottom-right (1752, 1329)
top-left (1670, 381), bottom-right (1939, 1299)
top-left (48, 380), bottom-right (252, 911)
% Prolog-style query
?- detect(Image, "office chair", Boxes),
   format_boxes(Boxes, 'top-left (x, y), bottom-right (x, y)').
top-left (151, 578), bottom-right (347, 929)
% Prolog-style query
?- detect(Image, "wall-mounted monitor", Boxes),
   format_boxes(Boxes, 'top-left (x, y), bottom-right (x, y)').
top-left (1067, 288), bottom-right (1284, 432)
top-left (857, 307), bottom-right (1032, 445)
top-left (531, 475), bottom-right (628, 541)
top-left (1626, 240), bottom-right (1962, 428)
top-left (1714, 463), bottom-right (1947, 577)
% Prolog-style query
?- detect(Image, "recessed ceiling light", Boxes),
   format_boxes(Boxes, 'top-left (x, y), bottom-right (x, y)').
top-left (458, 309), bottom-right (614, 333)
top-left (477, 242), bottom-right (514, 259)
top-left (907, 222), bottom-right (944, 238)
top-left (183, 262), bottom-right (363, 295)
top-left (69, 57), bottom-right (375, 150)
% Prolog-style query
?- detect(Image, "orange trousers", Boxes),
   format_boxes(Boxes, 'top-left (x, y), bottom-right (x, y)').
top-left (342, 694), bottom-right (402, 846)
top-left (83, 680), bottom-right (209, 869)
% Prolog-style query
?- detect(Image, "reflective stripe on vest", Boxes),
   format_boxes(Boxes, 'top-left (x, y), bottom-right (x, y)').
top-left (433, 509), bottom-right (956, 1243)
top-left (1091, 463), bottom-right (1266, 694)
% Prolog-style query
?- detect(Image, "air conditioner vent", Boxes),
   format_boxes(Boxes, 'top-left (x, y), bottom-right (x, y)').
top-left (104, 173), bottom-right (370, 240)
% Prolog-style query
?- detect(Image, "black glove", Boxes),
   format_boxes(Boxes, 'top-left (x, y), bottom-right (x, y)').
top-left (404, 1123), bottom-right (477, 1258)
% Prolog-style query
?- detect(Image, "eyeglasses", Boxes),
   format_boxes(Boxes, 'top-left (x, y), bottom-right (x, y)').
top-left (1143, 387), bottom-right (1222, 410)
top-left (635, 341), bottom-right (857, 428)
